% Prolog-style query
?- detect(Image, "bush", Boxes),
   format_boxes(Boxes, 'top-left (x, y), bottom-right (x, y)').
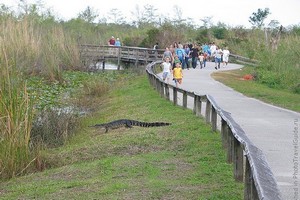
top-left (30, 108), bottom-right (79, 148)
top-left (256, 70), bottom-right (283, 89)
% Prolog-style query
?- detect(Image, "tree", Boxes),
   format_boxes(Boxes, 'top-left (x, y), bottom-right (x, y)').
top-left (171, 5), bottom-right (185, 26)
top-left (211, 22), bottom-right (228, 39)
top-left (0, 3), bottom-right (12, 17)
top-left (107, 8), bottom-right (126, 24)
top-left (143, 4), bottom-right (158, 24)
top-left (130, 5), bottom-right (143, 27)
top-left (77, 6), bottom-right (98, 23)
top-left (200, 16), bottom-right (213, 28)
top-left (249, 8), bottom-right (270, 28)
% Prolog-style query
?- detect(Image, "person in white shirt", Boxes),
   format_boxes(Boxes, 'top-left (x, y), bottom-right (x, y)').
top-left (161, 57), bottom-right (172, 83)
top-left (209, 42), bottom-right (217, 61)
top-left (214, 47), bottom-right (223, 70)
top-left (222, 47), bottom-right (230, 67)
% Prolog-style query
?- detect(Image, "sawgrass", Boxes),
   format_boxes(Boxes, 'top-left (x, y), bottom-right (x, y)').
top-left (0, 73), bottom-right (243, 199)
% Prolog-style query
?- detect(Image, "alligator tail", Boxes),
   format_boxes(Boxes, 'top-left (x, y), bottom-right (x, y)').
top-left (130, 120), bottom-right (171, 127)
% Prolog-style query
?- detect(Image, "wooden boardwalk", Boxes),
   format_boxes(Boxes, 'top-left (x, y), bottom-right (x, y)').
top-left (79, 44), bottom-right (164, 70)
top-left (80, 45), bottom-right (293, 199)
top-left (146, 61), bottom-right (300, 200)
top-left (79, 45), bottom-right (256, 71)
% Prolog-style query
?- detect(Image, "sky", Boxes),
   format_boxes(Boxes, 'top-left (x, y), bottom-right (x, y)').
top-left (2, 0), bottom-right (300, 28)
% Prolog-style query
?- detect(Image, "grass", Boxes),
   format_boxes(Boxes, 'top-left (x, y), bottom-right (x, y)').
top-left (211, 66), bottom-right (300, 112)
top-left (0, 73), bottom-right (243, 199)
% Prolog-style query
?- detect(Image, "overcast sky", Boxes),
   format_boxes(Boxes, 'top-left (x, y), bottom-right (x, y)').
top-left (2, 0), bottom-right (300, 28)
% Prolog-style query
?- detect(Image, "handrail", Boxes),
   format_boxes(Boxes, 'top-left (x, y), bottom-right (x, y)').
top-left (78, 45), bottom-right (258, 70)
top-left (79, 44), bottom-right (164, 70)
top-left (145, 60), bottom-right (282, 200)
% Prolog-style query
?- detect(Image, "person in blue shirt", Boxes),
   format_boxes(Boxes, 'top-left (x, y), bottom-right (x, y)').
top-left (115, 38), bottom-right (121, 46)
top-left (176, 47), bottom-right (186, 69)
top-left (183, 44), bottom-right (190, 69)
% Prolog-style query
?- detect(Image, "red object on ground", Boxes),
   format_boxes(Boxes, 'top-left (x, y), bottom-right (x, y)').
top-left (243, 74), bottom-right (254, 80)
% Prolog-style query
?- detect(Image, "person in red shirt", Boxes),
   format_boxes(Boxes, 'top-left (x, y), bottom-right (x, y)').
top-left (108, 36), bottom-right (115, 45)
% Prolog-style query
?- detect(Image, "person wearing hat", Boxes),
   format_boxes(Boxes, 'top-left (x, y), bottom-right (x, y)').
top-left (108, 36), bottom-right (115, 45)
top-left (115, 38), bottom-right (121, 46)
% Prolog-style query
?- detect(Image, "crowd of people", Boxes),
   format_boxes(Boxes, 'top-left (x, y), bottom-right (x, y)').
top-left (161, 41), bottom-right (231, 87)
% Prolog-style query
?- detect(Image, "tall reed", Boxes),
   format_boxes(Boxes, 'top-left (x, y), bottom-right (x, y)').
top-left (0, 51), bottom-right (35, 180)
top-left (0, 14), bottom-right (81, 179)
top-left (0, 16), bottom-right (81, 82)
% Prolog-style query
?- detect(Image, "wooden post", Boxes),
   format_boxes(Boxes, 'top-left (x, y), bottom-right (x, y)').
top-left (117, 47), bottom-right (121, 70)
top-left (193, 95), bottom-right (197, 114)
top-left (233, 138), bottom-right (244, 182)
top-left (160, 81), bottom-right (164, 98)
top-left (244, 157), bottom-right (251, 200)
top-left (183, 91), bottom-right (187, 109)
top-left (165, 84), bottom-right (170, 100)
top-left (205, 100), bottom-right (211, 123)
top-left (135, 50), bottom-right (138, 68)
top-left (194, 95), bottom-right (202, 117)
top-left (155, 78), bottom-right (160, 92)
top-left (102, 60), bottom-right (105, 70)
top-left (244, 157), bottom-right (259, 200)
top-left (211, 106), bottom-right (217, 132)
top-left (173, 87), bottom-right (178, 106)
top-left (146, 50), bottom-right (149, 62)
top-left (221, 119), bottom-right (228, 149)
top-left (227, 128), bottom-right (234, 163)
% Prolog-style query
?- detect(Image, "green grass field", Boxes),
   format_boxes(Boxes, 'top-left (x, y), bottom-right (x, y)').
top-left (0, 74), bottom-right (243, 200)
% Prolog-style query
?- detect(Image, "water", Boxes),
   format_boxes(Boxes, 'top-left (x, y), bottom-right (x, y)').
top-left (88, 62), bottom-right (123, 70)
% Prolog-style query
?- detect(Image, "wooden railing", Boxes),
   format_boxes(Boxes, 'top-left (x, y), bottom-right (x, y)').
top-left (79, 44), bottom-right (164, 70)
top-left (229, 54), bottom-right (259, 66)
top-left (146, 60), bottom-right (282, 200)
top-left (79, 45), bottom-right (258, 70)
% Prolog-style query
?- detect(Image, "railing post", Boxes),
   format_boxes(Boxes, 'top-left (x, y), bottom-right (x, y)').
top-left (165, 83), bottom-right (170, 100)
top-left (193, 95), bottom-right (202, 116)
top-left (233, 138), bottom-right (244, 182)
top-left (117, 47), bottom-right (121, 70)
top-left (221, 119), bottom-right (228, 149)
top-left (173, 87), bottom-right (178, 106)
top-left (183, 91), bottom-right (187, 108)
top-left (160, 81), bottom-right (164, 98)
top-left (227, 128), bottom-right (234, 163)
top-left (205, 100), bottom-right (211, 123)
top-left (211, 106), bottom-right (217, 131)
top-left (244, 157), bottom-right (259, 200)
top-left (155, 78), bottom-right (160, 92)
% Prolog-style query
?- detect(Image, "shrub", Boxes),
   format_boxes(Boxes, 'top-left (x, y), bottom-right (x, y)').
top-left (30, 108), bottom-right (79, 148)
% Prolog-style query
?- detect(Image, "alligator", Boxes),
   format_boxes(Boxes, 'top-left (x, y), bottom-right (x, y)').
top-left (89, 119), bottom-right (171, 133)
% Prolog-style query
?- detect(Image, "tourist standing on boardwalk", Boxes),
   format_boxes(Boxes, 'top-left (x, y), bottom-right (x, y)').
top-left (153, 42), bottom-right (159, 50)
top-left (173, 55), bottom-right (181, 69)
top-left (114, 38), bottom-right (121, 46)
top-left (175, 46), bottom-right (186, 69)
top-left (190, 44), bottom-right (199, 69)
top-left (163, 47), bottom-right (173, 64)
top-left (184, 44), bottom-right (191, 69)
top-left (222, 47), bottom-right (230, 67)
top-left (203, 51), bottom-right (208, 68)
top-left (210, 42), bottom-right (217, 61)
top-left (173, 62), bottom-right (183, 87)
top-left (214, 47), bottom-right (223, 70)
top-left (108, 36), bottom-right (115, 45)
top-left (161, 57), bottom-right (172, 83)
top-left (198, 52), bottom-right (204, 69)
